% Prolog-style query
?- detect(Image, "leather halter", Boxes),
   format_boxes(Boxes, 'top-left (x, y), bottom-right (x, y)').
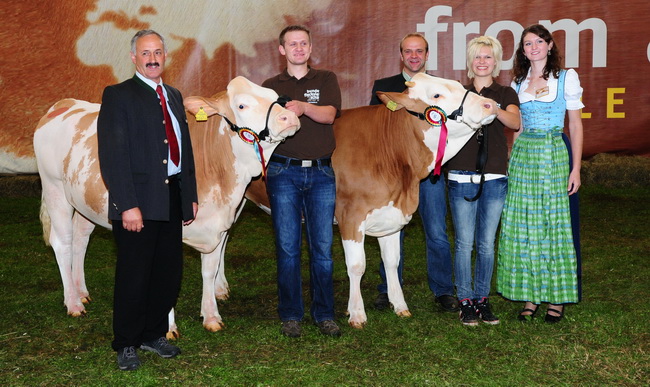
top-left (218, 95), bottom-right (292, 143)
top-left (216, 95), bottom-right (292, 180)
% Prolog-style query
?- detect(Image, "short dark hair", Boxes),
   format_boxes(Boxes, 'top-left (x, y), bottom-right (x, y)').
top-left (130, 29), bottom-right (167, 54)
top-left (400, 33), bottom-right (429, 53)
top-left (279, 25), bottom-right (311, 46)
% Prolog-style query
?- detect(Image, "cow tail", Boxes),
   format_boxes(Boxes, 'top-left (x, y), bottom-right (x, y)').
top-left (39, 195), bottom-right (52, 246)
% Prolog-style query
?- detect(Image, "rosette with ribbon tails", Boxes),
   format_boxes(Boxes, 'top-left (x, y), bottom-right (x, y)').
top-left (424, 106), bottom-right (448, 177)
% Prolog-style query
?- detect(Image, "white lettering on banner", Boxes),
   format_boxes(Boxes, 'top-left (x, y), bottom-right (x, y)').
top-left (416, 5), bottom-right (607, 71)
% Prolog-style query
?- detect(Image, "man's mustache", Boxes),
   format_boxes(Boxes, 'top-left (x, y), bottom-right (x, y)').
top-left (146, 62), bottom-right (160, 68)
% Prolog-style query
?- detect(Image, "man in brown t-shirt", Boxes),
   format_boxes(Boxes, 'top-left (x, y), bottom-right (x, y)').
top-left (262, 25), bottom-right (342, 338)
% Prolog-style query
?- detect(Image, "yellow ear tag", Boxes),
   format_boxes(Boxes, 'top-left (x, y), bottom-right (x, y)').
top-left (195, 107), bottom-right (208, 122)
top-left (386, 100), bottom-right (398, 111)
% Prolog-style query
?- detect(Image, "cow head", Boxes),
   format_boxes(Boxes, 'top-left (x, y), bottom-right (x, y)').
top-left (377, 74), bottom-right (498, 168)
top-left (184, 76), bottom-right (300, 144)
top-left (405, 73), bottom-right (497, 129)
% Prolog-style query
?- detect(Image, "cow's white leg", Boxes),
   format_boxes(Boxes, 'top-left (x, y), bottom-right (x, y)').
top-left (343, 238), bottom-right (368, 329)
top-left (167, 308), bottom-right (179, 340)
top-left (200, 233), bottom-right (227, 332)
top-left (41, 187), bottom-right (86, 316)
top-left (377, 233), bottom-right (411, 317)
top-left (71, 212), bottom-right (95, 305)
top-left (214, 198), bottom-right (246, 300)
top-left (214, 231), bottom-right (230, 301)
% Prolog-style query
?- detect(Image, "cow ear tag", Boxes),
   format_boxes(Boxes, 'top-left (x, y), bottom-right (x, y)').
top-left (195, 107), bottom-right (208, 122)
top-left (386, 100), bottom-right (398, 111)
top-left (424, 106), bottom-right (447, 127)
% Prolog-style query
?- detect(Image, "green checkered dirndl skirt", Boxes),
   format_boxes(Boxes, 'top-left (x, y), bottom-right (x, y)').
top-left (497, 129), bottom-right (579, 304)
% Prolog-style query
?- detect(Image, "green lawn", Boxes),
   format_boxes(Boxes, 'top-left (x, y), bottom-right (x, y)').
top-left (0, 184), bottom-right (648, 385)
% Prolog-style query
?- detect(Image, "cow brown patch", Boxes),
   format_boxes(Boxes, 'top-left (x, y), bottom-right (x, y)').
top-left (47, 106), bottom-right (71, 119)
top-left (187, 94), bottom-right (237, 205)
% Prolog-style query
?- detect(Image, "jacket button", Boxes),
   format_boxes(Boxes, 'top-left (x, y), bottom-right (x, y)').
top-left (162, 120), bottom-right (166, 125)
top-left (163, 159), bottom-right (168, 164)
top-left (164, 139), bottom-right (169, 144)
top-left (164, 179), bottom-right (169, 184)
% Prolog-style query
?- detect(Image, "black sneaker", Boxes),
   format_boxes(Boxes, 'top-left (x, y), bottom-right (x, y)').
top-left (459, 298), bottom-right (479, 326)
top-left (117, 346), bottom-right (140, 371)
top-left (374, 293), bottom-right (390, 310)
top-left (316, 320), bottom-right (341, 337)
top-left (281, 320), bottom-right (302, 338)
top-left (474, 297), bottom-right (500, 325)
top-left (140, 337), bottom-right (181, 358)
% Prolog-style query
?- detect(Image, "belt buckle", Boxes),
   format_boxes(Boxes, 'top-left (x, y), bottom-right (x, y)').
top-left (301, 160), bottom-right (312, 167)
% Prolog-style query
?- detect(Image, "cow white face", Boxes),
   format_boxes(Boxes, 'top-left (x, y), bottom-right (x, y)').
top-left (406, 73), bottom-right (496, 129)
top-left (226, 77), bottom-right (300, 142)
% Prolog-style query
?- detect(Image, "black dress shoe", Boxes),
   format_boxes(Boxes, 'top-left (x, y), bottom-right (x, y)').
top-left (374, 293), bottom-right (390, 310)
top-left (517, 303), bottom-right (540, 321)
top-left (544, 304), bottom-right (565, 323)
top-left (435, 295), bottom-right (460, 312)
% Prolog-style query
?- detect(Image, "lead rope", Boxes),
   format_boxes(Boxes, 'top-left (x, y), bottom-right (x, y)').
top-left (464, 125), bottom-right (487, 202)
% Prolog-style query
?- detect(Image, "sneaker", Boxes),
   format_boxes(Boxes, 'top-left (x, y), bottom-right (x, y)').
top-left (435, 294), bottom-right (460, 312)
top-left (458, 298), bottom-right (479, 326)
top-left (374, 293), bottom-right (390, 310)
top-left (117, 346), bottom-right (140, 371)
top-left (474, 297), bottom-right (500, 325)
top-left (140, 337), bottom-right (181, 358)
top-left (316, 320), bottom-right (342, 337)
top-left (281, 320), bottom-right (302, 338)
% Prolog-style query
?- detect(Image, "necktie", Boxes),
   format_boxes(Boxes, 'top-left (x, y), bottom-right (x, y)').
top-left (156, 85), bottom-right (180, 166)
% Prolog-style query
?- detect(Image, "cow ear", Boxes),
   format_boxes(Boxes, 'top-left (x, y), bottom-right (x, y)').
top-left (377, 92), bottom-right (406, 111)
top-left (184, 96), bottom-right (219, 116)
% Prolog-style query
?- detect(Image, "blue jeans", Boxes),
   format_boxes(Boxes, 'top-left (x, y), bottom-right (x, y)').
top-left (448, 171), bottom-right (507, 300)
top-left (420, 174), bottom-right (454, 296)
top-left (266, 157), bottom-right (336, 323)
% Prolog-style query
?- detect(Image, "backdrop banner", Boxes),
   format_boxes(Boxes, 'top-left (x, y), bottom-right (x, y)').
top-left (2, 0), bottom-right (648, 173)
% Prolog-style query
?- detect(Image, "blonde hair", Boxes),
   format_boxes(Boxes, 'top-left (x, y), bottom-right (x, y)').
top-left (466, 35), bottom-right (503, 79)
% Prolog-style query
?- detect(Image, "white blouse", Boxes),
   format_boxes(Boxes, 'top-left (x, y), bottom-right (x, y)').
top-left (511, 68), bottom-right (585, 111)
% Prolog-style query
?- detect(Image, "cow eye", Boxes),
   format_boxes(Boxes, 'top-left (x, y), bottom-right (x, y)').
top-left (432, 94), bottom-right (440, 99)
top-left (238, 104), bottom-right (245, 110)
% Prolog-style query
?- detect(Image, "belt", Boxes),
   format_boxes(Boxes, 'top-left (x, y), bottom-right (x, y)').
top-left (448, 172), bottom-right (506, 183)
top-left (270, 155), bottom-right (331, 167)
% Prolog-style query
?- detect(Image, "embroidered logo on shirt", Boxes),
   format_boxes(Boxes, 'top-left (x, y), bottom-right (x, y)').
top-left (304, 89), bottom-right (320, 104)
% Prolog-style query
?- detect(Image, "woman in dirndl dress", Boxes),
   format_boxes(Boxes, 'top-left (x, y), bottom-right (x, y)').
top-left (497, 24), bottom-right (584, 323)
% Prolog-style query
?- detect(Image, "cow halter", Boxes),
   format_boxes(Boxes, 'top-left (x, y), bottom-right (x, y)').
top-left (217, 95), bottom-right (292, 180)
top-left (405, 89), bottom-right (472, 178)
top-left (405, 105), bottom-right (448, 178)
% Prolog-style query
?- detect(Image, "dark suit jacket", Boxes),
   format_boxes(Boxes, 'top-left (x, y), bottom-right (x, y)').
top-left (97, 75), bottom-right (198, 222)
top-left (369, 73), bottom-right (408, 105)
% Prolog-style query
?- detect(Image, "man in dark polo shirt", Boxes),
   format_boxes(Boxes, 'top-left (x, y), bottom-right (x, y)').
top-left (262, 25), bottom-right (342, 338)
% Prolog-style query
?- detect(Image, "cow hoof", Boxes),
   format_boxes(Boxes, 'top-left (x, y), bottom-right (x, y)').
top-left (396, 309), bottom-right (412, 318)
top-left (68, 309), bottom-right (87, 317)
top-left (81, 296), bottom-right (92, 304)
top-left (348, 320), bottom-right (366, 329)
top-left (215, 293), bottom-right (229, 301)
top-left (166, 330), bottom-right (180, 340)
top-left (204, 320), bottom-right (225, 332)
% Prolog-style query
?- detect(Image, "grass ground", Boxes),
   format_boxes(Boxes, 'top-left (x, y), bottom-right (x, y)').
top-left (0, 175), bottom-right (648, 385)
